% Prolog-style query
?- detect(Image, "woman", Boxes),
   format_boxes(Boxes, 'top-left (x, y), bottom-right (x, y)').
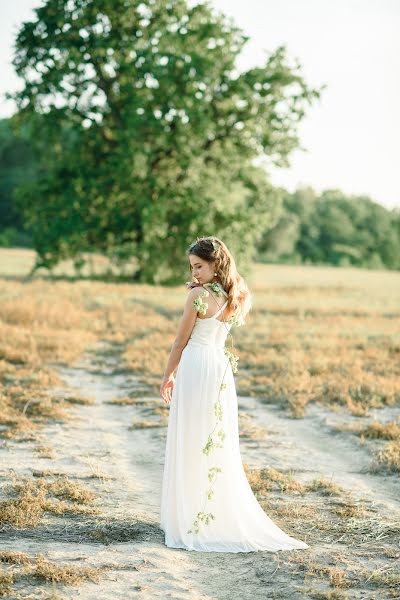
top-left (159, 236), bottom-right (309, 553)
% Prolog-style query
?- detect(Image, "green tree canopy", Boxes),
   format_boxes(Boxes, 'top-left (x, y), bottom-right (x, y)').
top-left (11, 0), bottom-right (323, 282)
top-left (258, 186), bottom-right (400, 270)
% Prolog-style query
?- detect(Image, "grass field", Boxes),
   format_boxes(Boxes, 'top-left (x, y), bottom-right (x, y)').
top-left (1, 247), bottom-right (400, 599)
top-left (1, 248), bottom-right (399, 424)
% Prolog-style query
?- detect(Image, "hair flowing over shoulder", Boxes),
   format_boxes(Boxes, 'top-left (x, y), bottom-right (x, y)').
top-left (187, 236), bottom-right (252, 324)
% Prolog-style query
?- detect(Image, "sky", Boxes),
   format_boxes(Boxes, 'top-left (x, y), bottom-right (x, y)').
top-left (1, 0), bottom-right (399, 209)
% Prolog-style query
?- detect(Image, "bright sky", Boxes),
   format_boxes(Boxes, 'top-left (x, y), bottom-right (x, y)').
top-left (1, 0), bottom-right (399, 209)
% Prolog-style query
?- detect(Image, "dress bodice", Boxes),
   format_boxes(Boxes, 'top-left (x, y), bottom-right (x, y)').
top-left (186, 298), bottom-right (232, 349)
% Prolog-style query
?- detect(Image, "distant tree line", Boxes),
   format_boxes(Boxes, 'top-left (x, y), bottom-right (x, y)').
top-left (257, 187), bottom-right (400, 270)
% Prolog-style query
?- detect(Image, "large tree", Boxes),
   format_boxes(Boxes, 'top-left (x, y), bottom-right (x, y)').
top-left (11, 0), bottom-right (323, 282)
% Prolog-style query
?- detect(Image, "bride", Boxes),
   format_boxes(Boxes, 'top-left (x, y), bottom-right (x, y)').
top-left (159, 236), bottom-right (309, 553)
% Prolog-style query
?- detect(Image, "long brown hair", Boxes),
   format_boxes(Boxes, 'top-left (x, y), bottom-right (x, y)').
top-left (187, 236), bottom-right (252, 324)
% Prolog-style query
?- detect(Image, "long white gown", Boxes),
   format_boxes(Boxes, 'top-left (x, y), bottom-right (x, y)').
top-left (160, 287), bottom-right (309, 553)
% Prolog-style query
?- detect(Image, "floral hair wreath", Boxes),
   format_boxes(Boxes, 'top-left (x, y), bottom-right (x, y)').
top-left (189, 237), bottom-right (220, 252)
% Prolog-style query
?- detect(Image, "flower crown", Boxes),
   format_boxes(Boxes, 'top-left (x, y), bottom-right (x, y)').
top-left (189, 237), bottom-right (220, 252)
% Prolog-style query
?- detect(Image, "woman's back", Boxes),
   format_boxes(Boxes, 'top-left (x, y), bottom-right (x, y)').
top-left (186, 285), bottom-right (232, 349)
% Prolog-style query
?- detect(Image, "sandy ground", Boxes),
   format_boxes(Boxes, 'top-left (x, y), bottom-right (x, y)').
top-left (1, 341), bottom-right (400, 599)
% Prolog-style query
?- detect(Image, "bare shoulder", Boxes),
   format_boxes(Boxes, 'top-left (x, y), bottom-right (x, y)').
top-left (186, 285), bottom-right (213, 317)
top-left (186, 284), bottom-right (207, 299)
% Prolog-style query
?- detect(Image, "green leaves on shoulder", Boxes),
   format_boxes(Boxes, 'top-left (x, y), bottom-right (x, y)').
top-left (193, 281), bottom-right (227, 315)
top-left (192, 287), bottom-right (209, 315)
top-left (203, 282), bottom-right (225, 296)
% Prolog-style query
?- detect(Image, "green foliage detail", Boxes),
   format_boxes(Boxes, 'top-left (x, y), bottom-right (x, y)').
top-left (187, 511), bottom-right (216, 534)
top-left (224, 348), bottom-right (239, 373)
top-left (204, 282), bottom-right (225, 296)
top-left (214, 400), bottom-right (223, 419)
top-left (193, 289), bottom-right (209, 314)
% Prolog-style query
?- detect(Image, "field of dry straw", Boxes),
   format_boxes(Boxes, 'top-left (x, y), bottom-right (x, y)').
top-left (0, 248), bottom-right (399, 599)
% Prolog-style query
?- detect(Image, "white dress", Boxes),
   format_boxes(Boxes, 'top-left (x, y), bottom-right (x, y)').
top-left (160, 287), bottom-right (309, 553)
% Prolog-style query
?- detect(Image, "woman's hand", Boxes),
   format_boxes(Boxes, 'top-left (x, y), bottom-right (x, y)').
top-left (160, 373), bottom-right (175, 404)
top-left (185, 281), bottom-right (203, 290)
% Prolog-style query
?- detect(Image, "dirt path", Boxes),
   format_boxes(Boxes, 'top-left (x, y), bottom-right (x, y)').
top-left (2, 342), bottom-right (400, 599)
top-left (238, 396), bottom-right (400, 512)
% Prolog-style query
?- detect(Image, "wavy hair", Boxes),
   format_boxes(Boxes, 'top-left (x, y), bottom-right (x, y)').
top-left (186, 236), bottom-right (252, 324)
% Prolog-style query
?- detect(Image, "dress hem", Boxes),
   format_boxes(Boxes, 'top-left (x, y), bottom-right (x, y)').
top-left (163, 534), bottom-right (309, 554)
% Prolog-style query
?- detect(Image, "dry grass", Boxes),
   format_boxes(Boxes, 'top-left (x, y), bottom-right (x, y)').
top-left (361, 419), bottom-right (400, 440)
top-left (245, 460), bottom-right (400, 597)
top-left (332, 418), bottom-right (400, 475)
top-left (0, 475), bottom-right (99, 528)
top-left (0, 265), bottom-right (172, 436)
top-left (0, 376), bottom-right (94, 441)
top-left (106, 396), bottom-right (155, 406)
top-left (308, 476), bottom-right (345, 497)
top-left (0, 550), bottom-right (102, 597)
top-left (244, 465), bottom-right (345, 498)
top-left (0, 551), bottom-right (32, 565)
top-left (358, 419), bottom-right (400, 473)
top-left (0, 364), bottom-right (63, 439)
top-left (238, 411), bottom-right (269, 440)
top-left (39, 477), bottom-right (96, 504)
top-left (373, 440), bottom-right (400, 473)
top-left (151, 405), bottom-right (170, 418)
top-left (239, 265), bottom-right (400, 420)
top-left (34, 444), bottom-right (56, 459)
top-left (307, 591), bottom-right (350, 600)
top-left (63, 394), bottom-right (96, 405)
top-left (129, 418), bottom-right (167, 429)
top-left (298, 557), bottom-right (400, 597)
top-left (122, 398), bottom-right (170, 429)
top-left (0, 481), bottom-right (47, 528)
top-left (246, 462), bottom-right (398, 544)
top-left (1, 253), bottom-right (399, 428)
top-left (32, 469), bottom-right (74, 478)
top-left (32, 554), bottom-right (102, 585)
top-left (244, 464), bottom-right (307, 495)
top-left (303, 562), bottom-right (351, 589)
top-left (0, 570), bottom-right (14, 598)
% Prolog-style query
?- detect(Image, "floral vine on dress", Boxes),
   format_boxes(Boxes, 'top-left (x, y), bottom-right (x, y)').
top-left (186, 281), bottom-right (241, 535)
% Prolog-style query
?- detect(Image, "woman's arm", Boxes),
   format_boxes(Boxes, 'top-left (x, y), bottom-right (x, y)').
top-left (160, 286), bottom-right (202, 402)
top-left (160, 287), bottom-right (202, 403)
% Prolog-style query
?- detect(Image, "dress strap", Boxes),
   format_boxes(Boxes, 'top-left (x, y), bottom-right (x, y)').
top-left (218, 286), bottom-right (229, 298)
top-left (211, 300), bottom-right (229, 320)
